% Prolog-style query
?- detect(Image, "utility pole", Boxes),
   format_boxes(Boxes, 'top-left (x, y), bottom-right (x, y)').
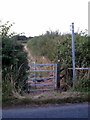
top-left (71, 23), bottom-right (76, 89)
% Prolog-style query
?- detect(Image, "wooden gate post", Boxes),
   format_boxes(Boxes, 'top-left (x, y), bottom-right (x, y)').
top-left (56, 60), bottom-right (60, 89)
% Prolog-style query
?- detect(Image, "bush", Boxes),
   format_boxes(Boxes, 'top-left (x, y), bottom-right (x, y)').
top-left (27, 31), bottom-right (90, 68)
top-left (1, 21), bottom-right (29, 98)
top-left (75, 78), bottom-right (90, 92)
top-left (27, 30), bottom-right (90, 90)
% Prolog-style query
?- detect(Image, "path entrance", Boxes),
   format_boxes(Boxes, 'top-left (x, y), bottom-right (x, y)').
top-left (27, 63), bottom-right (57, 92)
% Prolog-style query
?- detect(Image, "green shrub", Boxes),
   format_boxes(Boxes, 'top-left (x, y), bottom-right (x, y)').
top-left (28, 31), bottom-right (90, 68)
top-left (75, 78), bottom-right (90, 92)
top-left (27, 31), bottom-right (90, 90)
top-left (1, 21), bottom-right (29, 98)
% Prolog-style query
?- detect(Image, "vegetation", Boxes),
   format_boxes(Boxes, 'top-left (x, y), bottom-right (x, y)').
top-left (28, 30), bottom-right (90, 91)
top-left (16, 35), bottom-right (33, 43)
top-left (28, 30), bottom-right (90, 67)
top-left (3, 91), bottom-right (89, 107)
top-left (1, 21), bottom-right (29, 99)
top-left (75, 78), bottom-right (90, 92)
top-left (1, 21), bottom-right (89, 106)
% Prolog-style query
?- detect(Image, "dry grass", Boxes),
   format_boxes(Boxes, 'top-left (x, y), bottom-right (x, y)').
top-left (3, 90), bottom-right (89, 108)
top-left (25, 90), bottom-right (84, 100)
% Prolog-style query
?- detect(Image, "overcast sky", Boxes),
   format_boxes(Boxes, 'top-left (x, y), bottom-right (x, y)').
top-left (0, 0), bottom-right (89, 37)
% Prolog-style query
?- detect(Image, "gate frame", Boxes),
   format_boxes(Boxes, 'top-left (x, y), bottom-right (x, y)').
top-left (27, 63), bottom-right (58, 92)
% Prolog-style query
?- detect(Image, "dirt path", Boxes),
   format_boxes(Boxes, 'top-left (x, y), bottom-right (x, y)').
top-left (24, 44), bottom-right (35, 64)
top-left (23, 44), bottom-right (56, 91)
top-left (23, 44), bottom-right (51, 65)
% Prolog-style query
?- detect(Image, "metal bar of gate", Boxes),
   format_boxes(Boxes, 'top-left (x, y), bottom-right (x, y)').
top-left (27, 63), bottom-right (58, 92)
top-left (68, 68), bottom-right (90, 70)
top-left (55, 64), bottom-right (58, 88)
top-left (27, 70), bottom-right (55, 73)
top-left (28, 64), bottom-right (55, 66)
top-left (28, 83), bottom-right (54, 86)
top-left (29, 88), bottom-right (54, 92)
top-left (28, 76), bottom-right (55, 81)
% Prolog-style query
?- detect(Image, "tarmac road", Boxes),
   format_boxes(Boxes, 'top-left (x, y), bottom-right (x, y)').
top-left (2, 103), bottom-right (89, 118)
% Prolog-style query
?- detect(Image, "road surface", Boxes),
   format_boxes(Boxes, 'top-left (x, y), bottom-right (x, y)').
top-left (2, 103), bottom-right (89, 118)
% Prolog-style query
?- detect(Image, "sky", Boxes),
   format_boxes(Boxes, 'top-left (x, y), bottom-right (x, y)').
top-left (0, 0), bottom-right (89, 37)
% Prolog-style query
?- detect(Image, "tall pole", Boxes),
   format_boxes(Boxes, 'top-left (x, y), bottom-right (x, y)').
top-left (72, 23), bottom-right (76, 89)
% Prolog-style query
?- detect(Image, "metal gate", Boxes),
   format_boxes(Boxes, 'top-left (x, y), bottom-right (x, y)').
top-left (27, 63), bottom-right (57, 92)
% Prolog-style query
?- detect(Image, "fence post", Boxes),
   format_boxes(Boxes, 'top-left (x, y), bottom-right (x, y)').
top-left (56, 60), bottom-right (60, 89)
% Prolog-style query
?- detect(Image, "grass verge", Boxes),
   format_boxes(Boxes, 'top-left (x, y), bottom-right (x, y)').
top-left (2, 91), bottom-right (89, 108)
